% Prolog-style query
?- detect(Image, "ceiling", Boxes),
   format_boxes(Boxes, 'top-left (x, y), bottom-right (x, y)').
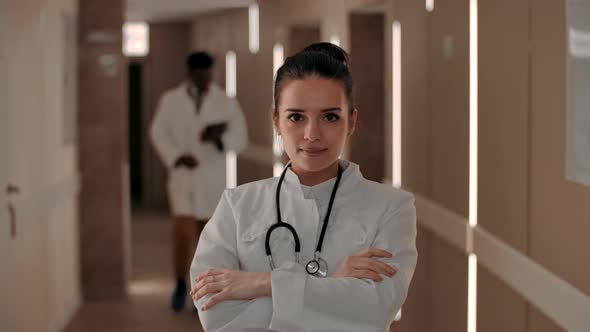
top-left (126, 0), bottom-right (254, 22)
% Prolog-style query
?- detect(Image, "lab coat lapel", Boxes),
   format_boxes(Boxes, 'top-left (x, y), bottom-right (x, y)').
top-left (281, 170), bottom-right (323, 261)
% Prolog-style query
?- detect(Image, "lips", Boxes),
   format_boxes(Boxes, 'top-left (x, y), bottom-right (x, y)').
top-left (299, 147), bottom-right (328, 157)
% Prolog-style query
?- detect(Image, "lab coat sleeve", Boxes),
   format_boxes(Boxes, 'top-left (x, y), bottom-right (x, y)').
top-left (221, 98), bottom-right (248, 154)
top-left (269, 194), bottom-right (418, 332)
top-left (190, 190), bottom-right (273, 331)
top-left (149, 94), bottom-right (182, 168)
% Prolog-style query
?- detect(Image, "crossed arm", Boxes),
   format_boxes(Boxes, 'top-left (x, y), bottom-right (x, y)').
top-left (190, 191), bottom-right (417, 331)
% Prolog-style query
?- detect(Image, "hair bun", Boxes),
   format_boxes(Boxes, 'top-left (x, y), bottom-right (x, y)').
top-left (302, 42), bottom-right (348, 65)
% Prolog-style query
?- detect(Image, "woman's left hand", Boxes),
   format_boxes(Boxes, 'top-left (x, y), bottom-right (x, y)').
top-left (191, 269), bottom-right (271, 311)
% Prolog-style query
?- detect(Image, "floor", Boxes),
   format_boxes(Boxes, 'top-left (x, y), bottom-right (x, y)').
top-left (64, 211), bottom-right (204, 332)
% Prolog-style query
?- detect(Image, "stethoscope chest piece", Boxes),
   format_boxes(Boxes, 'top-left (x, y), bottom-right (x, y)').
top-left (306, 255), bottom-right (328, 278)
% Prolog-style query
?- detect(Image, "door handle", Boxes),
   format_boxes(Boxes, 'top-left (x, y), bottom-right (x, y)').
top-left (6, 184), bottom-right (19, 238)
top-left (7, 202), bottom-right (16, 239)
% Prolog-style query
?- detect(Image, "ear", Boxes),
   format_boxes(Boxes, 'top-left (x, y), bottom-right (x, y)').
top-left (348, 108), bottom-right (358, 136)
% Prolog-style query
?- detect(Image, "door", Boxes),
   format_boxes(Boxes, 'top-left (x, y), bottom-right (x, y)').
top-left (1, 1), bottom-right (53, 330)
top-left (0, 1), bottom-right (16, 330)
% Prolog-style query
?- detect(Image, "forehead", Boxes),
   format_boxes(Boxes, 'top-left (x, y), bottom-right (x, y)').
top-left (279, 77), bottom-right (347, 110)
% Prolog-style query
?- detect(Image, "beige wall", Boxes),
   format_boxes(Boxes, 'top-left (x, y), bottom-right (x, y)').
top-left (478, 0), bottom-right (530, 330)
top-left (477, 0), bottom-right (590, 331)
top-left (3, 0), bottom-right (81, 330)
top-left (392, 0), bottom-right (470, 331)
top-left (528, 0), bottom-right (590, 330)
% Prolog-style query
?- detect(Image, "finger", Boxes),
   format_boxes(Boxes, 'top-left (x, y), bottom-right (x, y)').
top-left (350, 269), bottom-right (382, 282)
top-left (352, 257), bottom-right (396, 277)
top-left (202, 292), bottom-right (227, 311)
top-left (195, 269), bottom-right (225, 283)
top-left (191, 275), bottom-right (218, 296)
top-left (353, 247), bottom-right (393, 258)
top-left (193, 282), bottom-right (223, 302)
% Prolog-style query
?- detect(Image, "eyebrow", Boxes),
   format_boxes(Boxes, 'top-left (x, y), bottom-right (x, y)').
top-left (284, 107), bottom-right (342, 113)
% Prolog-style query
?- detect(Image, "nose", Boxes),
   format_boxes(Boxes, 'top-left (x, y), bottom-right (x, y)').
top-left (304, 119), bottom-right (321, 142)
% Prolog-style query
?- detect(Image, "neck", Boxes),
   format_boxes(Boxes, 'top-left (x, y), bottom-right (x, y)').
top-left (291, 161), bottom-right (339, 186)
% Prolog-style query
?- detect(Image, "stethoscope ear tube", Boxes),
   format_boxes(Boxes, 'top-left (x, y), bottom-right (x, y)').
top-left (267, 162), bottom-right (342, 276)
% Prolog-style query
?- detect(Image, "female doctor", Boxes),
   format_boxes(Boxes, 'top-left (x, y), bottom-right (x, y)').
top-left (189, 43), bottom-right (417, 332)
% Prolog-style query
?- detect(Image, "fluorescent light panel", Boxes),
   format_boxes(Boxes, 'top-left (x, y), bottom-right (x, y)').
top-left (329, 35), bottom-right (341, 46)
top-left (273, 43), bottom-right (284, 78)
top-left (225, 51), bottom-right (238, 189)
top-left (226, 152), bottom-right (237, 189)
top-left (225, 51), bottom-right (237, 98)
top-left (273, 162), bottom-right (284, 177)
top-left (426, 0), bottom-right (434, 12)
top-left (123, 22), bottom-right (149, 56)
top-left (468, 1), bottom-right (479, 332)
top-left (249, 4), bottom-right (259, 53)
top-left (392, 21), bottom-right (402, 188)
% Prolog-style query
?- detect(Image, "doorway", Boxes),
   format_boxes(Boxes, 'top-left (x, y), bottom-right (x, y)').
top-left (129, 62), bottom-right (144, 208)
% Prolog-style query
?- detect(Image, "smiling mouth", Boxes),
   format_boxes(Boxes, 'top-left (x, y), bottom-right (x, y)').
top-left (299, 148), bottom-right (328, 157)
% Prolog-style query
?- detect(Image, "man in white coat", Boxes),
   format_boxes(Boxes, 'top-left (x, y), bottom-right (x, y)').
top-left (150, 51), bottom-right (248, 312)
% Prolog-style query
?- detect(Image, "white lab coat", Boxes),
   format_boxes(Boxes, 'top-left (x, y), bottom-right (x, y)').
top-left (190, 161), bottom-right (417, 332)
top-left (150, 82), bottom-right (248, 219)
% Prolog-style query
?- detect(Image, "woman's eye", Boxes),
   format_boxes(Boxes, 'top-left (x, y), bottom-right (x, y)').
top-left (324, 113), bottom-right (340, 122)
top-left (288, 114), bottom-right (304, 122)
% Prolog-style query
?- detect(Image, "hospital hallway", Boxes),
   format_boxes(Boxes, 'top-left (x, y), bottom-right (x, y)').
top-left (2, 0), bottom-right (590, 332)
top-left (63, 212), bottom-right (204, 332)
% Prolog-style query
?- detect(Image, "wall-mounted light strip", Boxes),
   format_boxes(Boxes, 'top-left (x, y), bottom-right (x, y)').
top-left (249, 4), bottom-right (259, 53)
top-left (392, 21), bottom-right (402, 188)
top-left (468, 0), bottom-right (479, 332)
top-left (273, 130), bottom-right (283, 157)
top-left (329, 35), bottom-right (341, 46)
top-left (225, 51), bottom-right (237, 188)
top-left (273, 162), bottom-right (284, 177)
top-left (426, 0), bottom-right (434, 12)
top-left (273, 43), bottom-right (284, 78)
top-left (226, 152), bottom-right (237, 189)
top-left (272, 43), bottom-right (285, 177)
top-left (225, 51), bottom-right (237, 98)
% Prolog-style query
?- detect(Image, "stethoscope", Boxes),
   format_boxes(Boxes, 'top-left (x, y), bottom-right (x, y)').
top-left (265, 162), bottom-right (343, 277)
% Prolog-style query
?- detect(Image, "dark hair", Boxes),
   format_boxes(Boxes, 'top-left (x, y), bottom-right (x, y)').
top-left (186, 52), bottom-right (214, 70)
top-left (274, 42), bottom-right (354, 112)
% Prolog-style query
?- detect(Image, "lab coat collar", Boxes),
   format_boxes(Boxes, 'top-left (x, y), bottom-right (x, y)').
top-left (281, 160), bottom-right (362, 202)
top-left (178, 81), bottom-right (222, 98)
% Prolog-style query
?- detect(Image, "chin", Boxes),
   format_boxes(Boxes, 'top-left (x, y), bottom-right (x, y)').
top-left (292, 155), bottom-right (338, 173)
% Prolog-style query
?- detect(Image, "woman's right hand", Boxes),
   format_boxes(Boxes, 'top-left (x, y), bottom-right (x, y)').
top-left (332, 247), bottom-right (396, 282)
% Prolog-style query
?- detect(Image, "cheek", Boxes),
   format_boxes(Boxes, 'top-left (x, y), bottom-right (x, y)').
top-left (278, 121), bottom-right (301, 148)
top-left (327, 122), bottom-right (349, 141)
